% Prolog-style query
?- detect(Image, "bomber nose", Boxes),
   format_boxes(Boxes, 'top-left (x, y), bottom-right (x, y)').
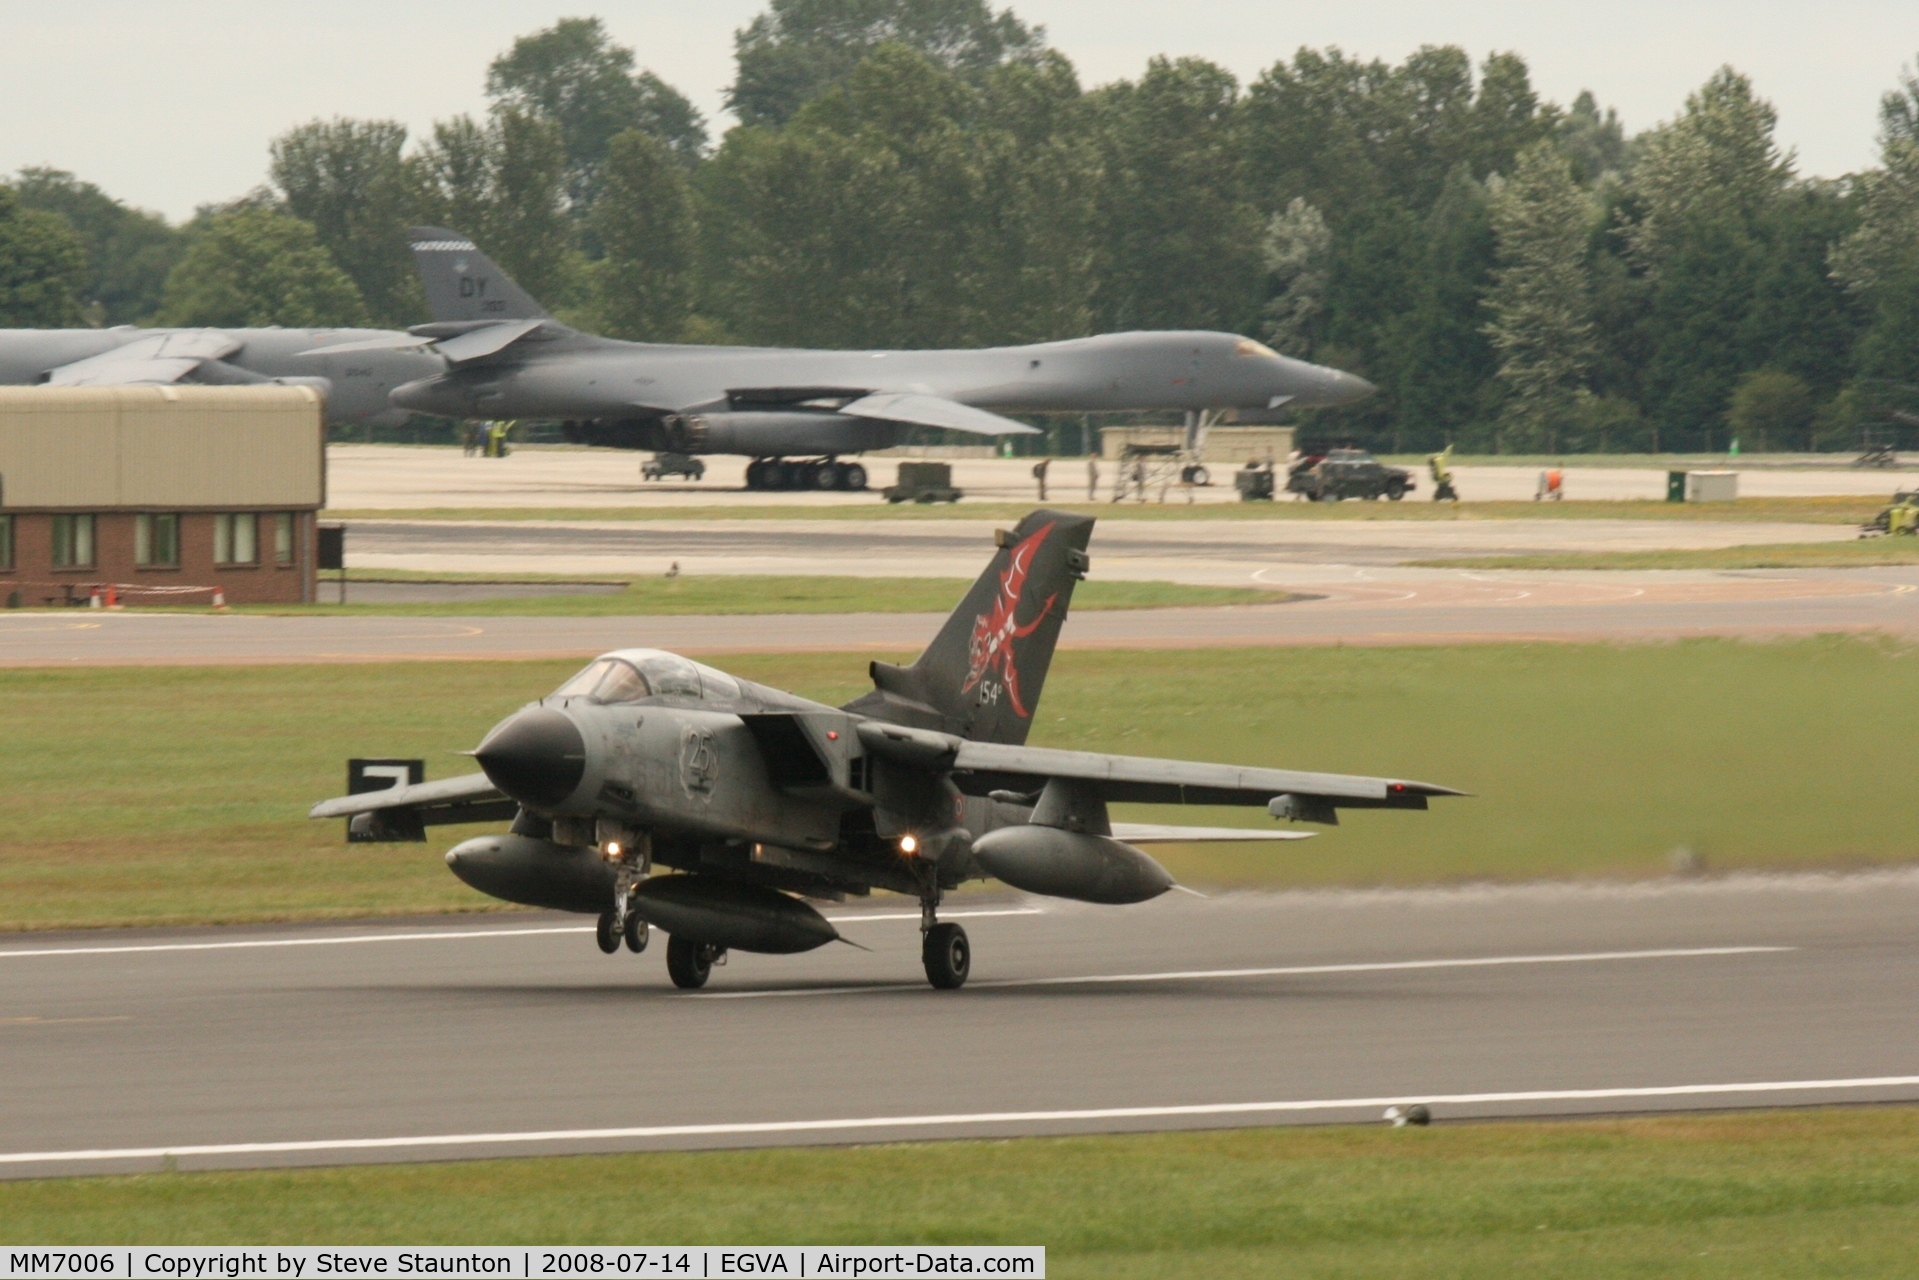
top-left (474, 708), bottom-right (586, 808)
top-left (1324, 369), bottom-right (1376, 406)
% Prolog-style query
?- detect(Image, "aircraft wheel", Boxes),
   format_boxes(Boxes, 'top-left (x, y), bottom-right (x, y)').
top-left (744, 460), bottom-right (766, 490)
top-left (666, 935), bottom-right (713, 989)
top-left (808, 461), bottom-right (837, 490)
top-left (771, 460), bottom-right (798, 490)
top-left (841, 462), bottom-right (868, 491)
top-left (623, 911), bottom-right (650, 954)
top-left (595, 910), bottom-right (620, 955)
top-left (1188, 465), bottom-right (1210, 487)
top-left (922, 923), bottom-right (970, 990)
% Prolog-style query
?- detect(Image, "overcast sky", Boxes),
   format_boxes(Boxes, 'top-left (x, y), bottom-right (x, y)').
top-left (2, 1), bottom-right (1913, 222)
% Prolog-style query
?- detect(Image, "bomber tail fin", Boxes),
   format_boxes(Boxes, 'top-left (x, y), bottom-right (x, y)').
top-left (406, 226), bottom-right (550, 323)
top-left (843, 510), bottom-right (1093, 745)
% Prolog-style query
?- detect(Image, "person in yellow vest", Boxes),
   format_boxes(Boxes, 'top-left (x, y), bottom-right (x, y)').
top-left (1892, 496), bottom-right (1919, 535)
top-left (1429, 445), bottom-right (1459, 502)
top-left (485, 420), bottom-right (514, 458)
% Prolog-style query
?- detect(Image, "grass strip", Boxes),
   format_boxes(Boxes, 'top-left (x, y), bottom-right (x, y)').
top-left (5, 638), bottom-right (1919, 930)
top-left (3, 1107), bottom-right (1916, 1278)
top-left (1413, 539), bottom-right (1919, 571)
top-left (326, 495), bottom-right (1886, 525)
top-left (226, 577), bottom-right (1290, 617)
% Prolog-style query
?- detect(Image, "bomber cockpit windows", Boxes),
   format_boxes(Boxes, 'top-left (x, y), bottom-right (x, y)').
top-left (1234, 338), bottom-right (1282, 359)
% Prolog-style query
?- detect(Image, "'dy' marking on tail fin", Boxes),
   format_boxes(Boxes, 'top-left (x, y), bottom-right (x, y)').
top-left (844, 509), bottom-right (1094, 745)
top-left (406, 226), bottom-right (550, 323)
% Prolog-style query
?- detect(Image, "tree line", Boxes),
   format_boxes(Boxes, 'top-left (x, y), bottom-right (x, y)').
top-left (2, 0), bottom-right (1917, 455)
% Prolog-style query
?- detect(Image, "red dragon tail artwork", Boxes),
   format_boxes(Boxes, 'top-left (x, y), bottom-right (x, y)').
top-left (960, 521), bottom-right (1057, 718)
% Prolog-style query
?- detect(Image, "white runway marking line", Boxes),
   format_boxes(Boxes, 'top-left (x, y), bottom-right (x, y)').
top-left (0, 909), bottom-right (1043, 960)
top-left (692, 945), bottom-right (1793, 999)
top-left (3, 1073), bottom-right (1914, 1167)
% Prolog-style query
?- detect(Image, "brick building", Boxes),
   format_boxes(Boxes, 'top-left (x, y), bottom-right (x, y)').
top-left (0, 385), bottom-right (323, 607)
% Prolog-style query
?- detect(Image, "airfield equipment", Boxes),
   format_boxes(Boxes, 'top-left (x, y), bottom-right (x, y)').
top-left (642, 453), bottom-right (706, 482)
top-left (311, 511), bottom-right (1458, 990)
top-left (1286, 448), bottom-right (1415, 501)
top-left (884, 461), bottom-right (962, 503)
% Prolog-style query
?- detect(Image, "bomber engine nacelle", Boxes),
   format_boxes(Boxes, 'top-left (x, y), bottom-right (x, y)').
top-left (971, 825), bottom-right (1174, 904)
top-left (630, 875), bottom-right (842, 954)
top-left (671, 411), bottom-right (894, 457)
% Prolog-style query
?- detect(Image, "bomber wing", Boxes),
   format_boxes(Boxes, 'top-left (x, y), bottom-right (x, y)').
top-left (839, 391), bottom-right (1039, 436)
top-left (1109, 822), bottom-right (1314, 843)
top-left (44, 330), bottom-right (241, 386)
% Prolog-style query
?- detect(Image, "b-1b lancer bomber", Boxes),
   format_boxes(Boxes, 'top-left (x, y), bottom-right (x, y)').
top-left (312, 512), bottom-right (1458, 990)
top-left (302, 228), bottom-right (1376, 491)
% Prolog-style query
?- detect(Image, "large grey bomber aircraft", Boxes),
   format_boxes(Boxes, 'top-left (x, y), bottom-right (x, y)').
top-left (0, 326), bottom-right (443, 427)
top-left (301, 228), bottom-right (1377, 491)
top-left (312, 512), bottom-right (1458, 990)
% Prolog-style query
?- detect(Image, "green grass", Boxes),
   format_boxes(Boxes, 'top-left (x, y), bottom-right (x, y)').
top-left (1414, 538), bottom-right (1917, 571)
top-left (225, 576), bottom-right (1288, 617)
top-left (327, 494), bottom-right (1888, 524)
top-left (6, 637), bottom-right (1919, 929)
top-left (4, 1108), bottom-right (1917, 1276)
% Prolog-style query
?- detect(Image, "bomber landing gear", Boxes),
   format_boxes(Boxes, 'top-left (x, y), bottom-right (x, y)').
top-left (919, 892), bottom-right (970, 990)
top-left (744, 457), bottom-right (869, 492)
top-left (666, 935), bottom-right (726, 989)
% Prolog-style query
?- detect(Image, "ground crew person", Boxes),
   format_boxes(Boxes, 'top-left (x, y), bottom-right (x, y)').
top-left (1086, 456), bottom-right (1100, 501)
top-left (1429, 445), bottom-right (1459, 502)
top-left (485, 421), bottom-right (513, 458)
top-left (1894, 497), bottom-right (1919, 535)
top-left (1032, 457), bottom-right (1050, 501)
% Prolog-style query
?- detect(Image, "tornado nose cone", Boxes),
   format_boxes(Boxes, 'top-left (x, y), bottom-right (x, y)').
top-left (475, 708), bottom-right (585, 809)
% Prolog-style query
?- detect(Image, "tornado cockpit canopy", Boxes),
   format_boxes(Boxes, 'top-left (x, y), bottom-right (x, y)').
top-left (549, 650), bottom-right (742, 703)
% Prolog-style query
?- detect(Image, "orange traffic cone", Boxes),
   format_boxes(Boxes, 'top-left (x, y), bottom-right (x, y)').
top-left (212, 589), bottom-right (227, 611)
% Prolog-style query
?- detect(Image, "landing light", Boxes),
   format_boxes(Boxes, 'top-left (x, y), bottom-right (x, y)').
top-left (603, 841), bottom-right (623, 860)
top-left (898, 834), bottom-right (920, 856)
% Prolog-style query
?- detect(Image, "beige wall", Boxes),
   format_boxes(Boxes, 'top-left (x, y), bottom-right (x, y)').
top-left (0, 386), bottom-right (324, 509)
top-left (1099, 425), bottom-right (1295, 463)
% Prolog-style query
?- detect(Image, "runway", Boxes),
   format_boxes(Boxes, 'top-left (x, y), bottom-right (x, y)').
top-left (5, 567), bottom-right (1918, 663)
top-left (4, 873), bottom-right (1917, 1176)
top-left (340, 514), bottom-right (1855, 580)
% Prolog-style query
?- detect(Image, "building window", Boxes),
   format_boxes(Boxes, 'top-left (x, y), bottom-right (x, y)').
top-left (214, 513), bottom-right (257, 565)
top-left (0, 515), bottom-right (12, 571)
top-left (273, 513), bottom-right (295, 565)
top-left (51, 514), bottom-right (95, 568)
top-left (135, 514), bottom-right (181, 568)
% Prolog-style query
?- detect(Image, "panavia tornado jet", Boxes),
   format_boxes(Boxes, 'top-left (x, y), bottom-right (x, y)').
top-left (299, 228), bottom-right (1376, 491)
top-left (0, 326), bottom-right (443, 427)
top-left (311, 512), bottom-right (1457, 990)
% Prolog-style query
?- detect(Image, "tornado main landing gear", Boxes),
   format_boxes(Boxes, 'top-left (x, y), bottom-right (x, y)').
top-left (666, 935), bottom-right (727, 989)
top-left (919, 891), bottom-right (970, 989)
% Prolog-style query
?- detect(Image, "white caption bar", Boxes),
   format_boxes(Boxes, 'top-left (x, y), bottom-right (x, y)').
top-left (0, 1246), bottom-right (1045, 1279)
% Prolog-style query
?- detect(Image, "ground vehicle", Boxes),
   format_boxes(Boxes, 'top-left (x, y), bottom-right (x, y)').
top-left (1285, 448), bottom-right (1415, 501)
top-left (884, 461), bottom-right (963, 503)
top-left (641, 452), bottom-right (706, 482)
top-left (1234, 461), bottom-right (1277, 501)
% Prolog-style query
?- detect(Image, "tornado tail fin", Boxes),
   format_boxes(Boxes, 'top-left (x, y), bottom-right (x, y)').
top-left (844, 510), bottom-right (1094, 745)
top-left (406, 226), bottom-right (550, 323)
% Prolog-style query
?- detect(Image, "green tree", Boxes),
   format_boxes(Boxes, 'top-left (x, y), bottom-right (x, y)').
top-left (1727, 369), bottom-right (1814, 451)
top-left (728, 0), bottom-right (1043, 128)
top-left (1832, 61), bottom-right (1919, 388)
top-left (1090, 56), bottom-right (1262, 332)
top-left (487, 17), bottom-right (705, 212)
top-left (269, 119), bottom-right (426, 326)
top-left (0, 184), bottom-right (88, 326)
top-left (10, 168), bottom-right (181, 324)
top-left (1483, 142), bottom-right (1598, 451)
top-left (155, 206), bottom-right (367, 328)
top-left (1381, 165), bottom-right (1498, 450)
top-left (592, 129), bottom-right (697, 340)
top-left (1557, 90), bottom-right (1630, 184)
top-left (418, 109), bottom-right (574, 308)
top-left (1260, 198), bottom-right (1332, 356)
top-left (1625, 68), bottom-right (1792, 448)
